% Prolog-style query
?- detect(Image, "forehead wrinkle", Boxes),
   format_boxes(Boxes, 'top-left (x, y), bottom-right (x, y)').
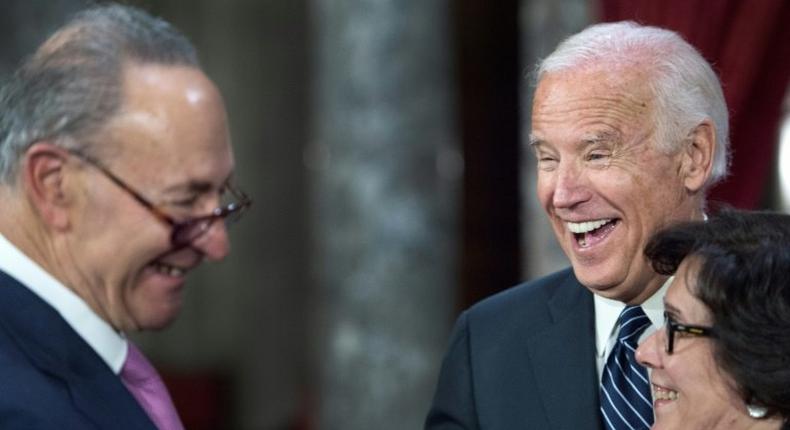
top-left (535, 93), bottom-right (649, 122)
top-left (533, 95), bottom-right (652, 152)
top-left (531, 71), bottom-right (656, 155)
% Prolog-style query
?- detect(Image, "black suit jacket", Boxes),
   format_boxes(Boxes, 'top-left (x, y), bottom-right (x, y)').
top-left (0, 270), bottom-right (157, 429)
top-left (426, 268), bottom-right (603, 430)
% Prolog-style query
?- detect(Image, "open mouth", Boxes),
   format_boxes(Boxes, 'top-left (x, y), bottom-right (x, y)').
top-left (151, 261), bottom-right (187, 278)
top-left (653, 384), bottom-right (678, 402)
top-left (566, 218), bottom-right (619, 248)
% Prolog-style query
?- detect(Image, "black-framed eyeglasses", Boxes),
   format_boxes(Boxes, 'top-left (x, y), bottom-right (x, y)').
top-left (664, 313), bottom-right (715, 354)
top-left (67, 149), bottom-right (252, 248)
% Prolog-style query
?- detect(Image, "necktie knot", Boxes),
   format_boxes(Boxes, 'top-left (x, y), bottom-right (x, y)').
top-left (122, 343), bottom-right (157, 385)
top-left (616, 306), bottom-right (650, 346)
top-left (121, 342), bottom-right (184, 430)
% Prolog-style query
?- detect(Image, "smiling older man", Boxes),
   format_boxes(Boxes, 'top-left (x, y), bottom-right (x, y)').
top-left (0, 4), bottom-right (249, 429)
top-left (426, 21), bottom-right (728, 430)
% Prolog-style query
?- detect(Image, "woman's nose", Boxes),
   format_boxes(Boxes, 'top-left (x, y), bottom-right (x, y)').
top-left (635, 330), bottom-right (662, 369)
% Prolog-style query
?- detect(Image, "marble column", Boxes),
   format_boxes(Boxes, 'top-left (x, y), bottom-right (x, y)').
top-left (308, 1), bottom-right (460, 428)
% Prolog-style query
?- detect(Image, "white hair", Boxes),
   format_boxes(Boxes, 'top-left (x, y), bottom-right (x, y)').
top-left (536, 21), bottom-right (730, 186)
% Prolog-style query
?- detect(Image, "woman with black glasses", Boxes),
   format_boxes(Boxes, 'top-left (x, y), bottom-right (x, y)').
top-left (635, 209), bottom-right (790, 430)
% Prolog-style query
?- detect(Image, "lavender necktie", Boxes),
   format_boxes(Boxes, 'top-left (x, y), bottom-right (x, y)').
top-left (121, 342), bottom-right (185, 430)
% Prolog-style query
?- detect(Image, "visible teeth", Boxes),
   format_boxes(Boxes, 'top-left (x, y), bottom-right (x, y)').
top-left (567, 219), bottom-right (612, 234)
top-left (154, 263), bottom-right (185, 277)
top-left (653, 387), bottom-right (679, 401)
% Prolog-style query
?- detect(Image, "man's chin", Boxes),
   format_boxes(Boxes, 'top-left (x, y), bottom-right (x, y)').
top-left (127, 273), bottom-right (187, 331)
top-left (571, 267), bottom-right (624, 298)
top-left (135, 310), bottom-right (181, 332)
top-left (577, 276), bottom-right (650, 304)
top-left (126, 298), bottom-right (183, 332)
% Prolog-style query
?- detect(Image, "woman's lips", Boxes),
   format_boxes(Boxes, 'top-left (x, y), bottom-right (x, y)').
top-left (652, 383), bottom-right (679, 404)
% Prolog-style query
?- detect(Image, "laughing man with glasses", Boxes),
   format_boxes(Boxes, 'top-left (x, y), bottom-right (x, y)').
top-left (0, 4), bottom-right (250, 429)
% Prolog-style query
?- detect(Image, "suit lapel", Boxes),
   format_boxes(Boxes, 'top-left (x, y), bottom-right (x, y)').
top-left (0, 271), bottom-right (156, 429)
top-left (526, 273), bottom-right (603, 430)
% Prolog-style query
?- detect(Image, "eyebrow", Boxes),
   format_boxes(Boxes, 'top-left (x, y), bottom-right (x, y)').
top-left (663, 301), bottom-right (683, 319)
top-left (528, 130), bottom-right (621, 148)
top-left (580, 130), bottom-right (621, 146)
top-left (161, 173), bottom-right (234, 195)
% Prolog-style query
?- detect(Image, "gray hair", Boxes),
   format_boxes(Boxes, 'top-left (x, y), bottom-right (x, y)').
top-left (0, 3), bottom-right (199, 183)
top-left (536, 21), bottom-right (730, 187)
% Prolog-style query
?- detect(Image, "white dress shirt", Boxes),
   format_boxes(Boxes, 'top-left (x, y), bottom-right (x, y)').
top-left (0, 233), bottom-right (127, 373)
top-left (594, 277), bottom-right (671, 380)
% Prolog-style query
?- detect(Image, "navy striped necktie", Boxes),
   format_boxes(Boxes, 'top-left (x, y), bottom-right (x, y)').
top-left (600, 306), bottom-right (654, 430)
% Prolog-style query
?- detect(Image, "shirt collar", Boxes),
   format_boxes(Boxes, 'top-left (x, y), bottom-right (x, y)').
top-left (0, 233), bottom-right (128, 373)
top-left (594, 276), bottom-right (671, 357)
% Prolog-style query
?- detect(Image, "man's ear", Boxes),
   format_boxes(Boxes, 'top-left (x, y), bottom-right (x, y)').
top-left (681, 120), bottom-right (716, 193)
top-left (21, 142), bottom-right (74, 230)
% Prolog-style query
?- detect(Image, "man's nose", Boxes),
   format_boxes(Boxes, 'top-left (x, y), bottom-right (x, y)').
top-left (193, 219), bottom-right (231, 261)
top-left (552, 161), bottom-right (591, 209)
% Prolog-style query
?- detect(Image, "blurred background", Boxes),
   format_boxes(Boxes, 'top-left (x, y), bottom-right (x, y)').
top-left (1, 0), bottom-right (788, 428)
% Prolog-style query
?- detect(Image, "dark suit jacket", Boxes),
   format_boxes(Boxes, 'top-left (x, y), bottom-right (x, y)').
top-left (0, 269), bottom-right (157, 429)
top-left (426, 268), bottom-right (603, 430)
